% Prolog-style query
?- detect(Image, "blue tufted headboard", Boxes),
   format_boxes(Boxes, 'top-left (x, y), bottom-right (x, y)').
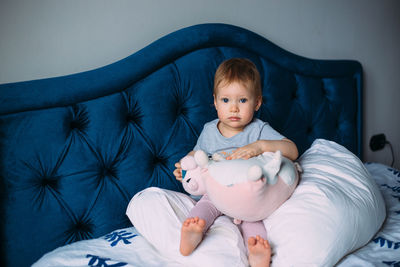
top-left (0, 23), bottom-right (362, 267)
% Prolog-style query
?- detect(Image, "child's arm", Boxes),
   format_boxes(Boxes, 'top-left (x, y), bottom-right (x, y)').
top-left (227, 138), bottom-right (298, 161)
top-left (173, 151), bottom-right (195, 181)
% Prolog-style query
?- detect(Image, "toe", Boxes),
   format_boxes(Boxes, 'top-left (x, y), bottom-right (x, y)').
top-left (198, 218), bottom-right (206, 227)
top-left (248, 236), bottom-right (256, 246)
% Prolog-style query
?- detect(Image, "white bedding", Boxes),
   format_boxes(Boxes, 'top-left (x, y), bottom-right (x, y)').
top-left (33, 143), bottom-right (400, 267)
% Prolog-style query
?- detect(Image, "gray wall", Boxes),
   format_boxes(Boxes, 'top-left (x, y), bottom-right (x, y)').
top-left (1, 0), bottom-right (399, 168)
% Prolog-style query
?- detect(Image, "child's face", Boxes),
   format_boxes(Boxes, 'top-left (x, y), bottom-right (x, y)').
top-left (213, 81), bottom-right (262, 136)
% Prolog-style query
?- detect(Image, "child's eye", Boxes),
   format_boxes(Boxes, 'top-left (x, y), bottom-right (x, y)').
top-left (221, 98), bottom-right (229, 103)
top-left (239, 98), bottom-right (248, 103)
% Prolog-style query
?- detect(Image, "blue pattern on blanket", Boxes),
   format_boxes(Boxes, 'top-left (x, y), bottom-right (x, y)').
top-left (104, 230), bottom-right (138, 247)
top-left (373, 237), bottom-right (400, 249)
top-left (365, 166), bottom-right (400, 267)
top-left (388, 168), bottom-right (400, 178)
top-left (381, 172), bottom-right (400, 214)
top-left (381, 184), bottom-right (400, 193)
top-left (383, 261), bottom-right (400, 267)
top-left (86, 254), bottom-right (127, 267)
top-left (373, 169), bottom-right (400, 255)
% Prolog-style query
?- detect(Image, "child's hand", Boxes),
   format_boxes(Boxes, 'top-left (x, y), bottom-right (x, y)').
top-left (227, 142), bottom-right (262, 160)
top-left (174, 162), bottom-right (183, 182)
top-left (173, 151), bottom-right (195, 182)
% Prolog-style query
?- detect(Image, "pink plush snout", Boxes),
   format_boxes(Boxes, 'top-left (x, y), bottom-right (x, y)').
top-left (186, 178), bottom-right (199, 191)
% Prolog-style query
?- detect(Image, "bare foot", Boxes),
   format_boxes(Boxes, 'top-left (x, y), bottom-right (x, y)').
top-left (179, 217), bottom-right (206, 256)
top-left (248, 235), bottom-right (271, 267)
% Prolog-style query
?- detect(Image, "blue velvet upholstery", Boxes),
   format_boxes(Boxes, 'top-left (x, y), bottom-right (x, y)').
top-left (0, 23), bottom-right (362, 267)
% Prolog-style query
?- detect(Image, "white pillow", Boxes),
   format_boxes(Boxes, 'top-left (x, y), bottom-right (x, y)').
top-left (264, 139), bottom-right (386, 266)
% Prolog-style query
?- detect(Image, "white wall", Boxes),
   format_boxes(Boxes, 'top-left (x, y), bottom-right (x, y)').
top-left (1, 0), bottom-right (399, 168)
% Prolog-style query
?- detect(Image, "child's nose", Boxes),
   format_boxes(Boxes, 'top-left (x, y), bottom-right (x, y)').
top-left (230, 103), bottom-right (239, 112)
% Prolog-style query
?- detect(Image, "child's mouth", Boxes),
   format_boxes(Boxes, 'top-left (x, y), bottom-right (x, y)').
top-left (228, 117), bottom-right (240, 121)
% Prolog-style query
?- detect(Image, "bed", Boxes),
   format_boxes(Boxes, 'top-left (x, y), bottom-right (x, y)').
top-left (0, 23), bottom-right (398, 267)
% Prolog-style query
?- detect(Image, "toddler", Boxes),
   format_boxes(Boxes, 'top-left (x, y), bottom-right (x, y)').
top-left (174, 58), bottom-right (298, 267)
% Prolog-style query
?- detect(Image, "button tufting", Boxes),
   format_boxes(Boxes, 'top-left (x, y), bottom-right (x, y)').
top-left (70, 221), bottom-right (93, 240)
top-left (126, 113), bottom-right (136, 123)
top-left (40, 176), bottom-right (58, 189)
top-left (70, 104), bottom-right (89, 131)
top-left (75, 221), bottom-right (91, 232)
top-left (307, 126), bottom-right (313, 134)
top-left (180, 107), bottom-right (187, 116)
top-left (175, 106), bottom-right (183, 117)
top-left (99, 166), bottom-right (116, 179)
top-left (153, 156), bottom-right (166, 166)
top-left (70, 120), bottom-right (81, 130)
top-left (126, 111), bottom-right (142, 125)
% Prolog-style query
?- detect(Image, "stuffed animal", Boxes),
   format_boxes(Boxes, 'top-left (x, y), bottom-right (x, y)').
top-left (180, 150), bottom-right (301, 223)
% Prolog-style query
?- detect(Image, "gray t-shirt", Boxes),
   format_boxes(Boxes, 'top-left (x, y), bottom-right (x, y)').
top-left (193, 118), bottom-right (285, 158)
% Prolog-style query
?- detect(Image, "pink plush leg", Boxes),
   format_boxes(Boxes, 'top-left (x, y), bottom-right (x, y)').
top-left (188, 194), bottom-right (222, 233)
top-left (240, 221), bottom-right (271, 267)
top-left (240, 221), bottom-right (267, 248)
top-left (180, 194), bottom-right (223, 256)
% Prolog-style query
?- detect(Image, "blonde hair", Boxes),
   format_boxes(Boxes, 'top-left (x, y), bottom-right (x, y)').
top-left (213, 58), bottom-right (262, 97)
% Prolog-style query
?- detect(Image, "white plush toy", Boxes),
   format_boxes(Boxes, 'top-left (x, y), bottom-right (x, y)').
top-left (181, 150), bottom-right (301, 222)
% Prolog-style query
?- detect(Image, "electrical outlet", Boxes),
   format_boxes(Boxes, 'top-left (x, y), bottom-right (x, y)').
top-left (369, 134), bottom-right (387, 151)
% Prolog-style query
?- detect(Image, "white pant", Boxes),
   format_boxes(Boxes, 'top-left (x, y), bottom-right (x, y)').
top-left (126, 187), bottom-right (249, 267)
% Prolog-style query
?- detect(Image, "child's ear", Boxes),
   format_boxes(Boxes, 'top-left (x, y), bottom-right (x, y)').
top-left (213, 94), bottom-right (217, 109)
top-left (255, 96), bottom-right (262, 111)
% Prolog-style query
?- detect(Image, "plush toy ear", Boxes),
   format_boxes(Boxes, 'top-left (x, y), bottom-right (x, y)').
top-left (180, 155), bottom-right (197, 171)
top-left (194, 150), bottom-right (209, 168)
top-left (263, 150), bottom-right (282, 184)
